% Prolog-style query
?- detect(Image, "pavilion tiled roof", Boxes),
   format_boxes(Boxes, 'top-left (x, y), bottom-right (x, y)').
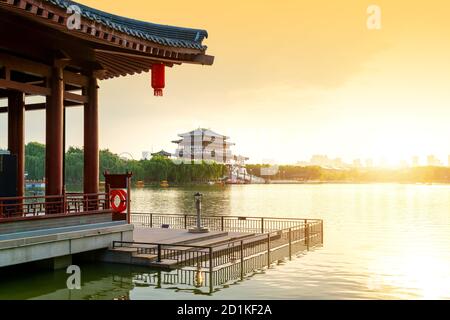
top-left (46, 0), bottom-right (208, 50)
top-left (178, 128), bottom-right (229, 139)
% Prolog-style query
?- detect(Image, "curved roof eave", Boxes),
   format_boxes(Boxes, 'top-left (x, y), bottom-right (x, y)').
top-left (46, 0), bottom-right (209, 51)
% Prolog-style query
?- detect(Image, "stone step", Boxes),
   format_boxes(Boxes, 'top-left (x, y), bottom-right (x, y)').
top-left (111, 247), bottom-right (138, 253)
top-left (191, 233), bottom-right (257, 247)
top-left (172, 231), bottom-right (229, 245)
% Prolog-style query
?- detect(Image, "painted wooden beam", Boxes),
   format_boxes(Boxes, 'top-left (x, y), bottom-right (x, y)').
top-left (63, 71), bottom-right (89, 88)
top-left (0, 52), bottom-right (51, 77)
top-left (0, 101), bottom-right (83, 114)
top-left (0, 79), bottom-right (51, 96)
top-left (64, 91), bottom-right (88, 104)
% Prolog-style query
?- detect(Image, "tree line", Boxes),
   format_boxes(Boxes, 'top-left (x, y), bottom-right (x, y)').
top-left (24, 142), bottom-right (227, 185)
top-left (9, 143), bottom-right (450, 184)
top-left (246, 164), bottom-right (450, 184)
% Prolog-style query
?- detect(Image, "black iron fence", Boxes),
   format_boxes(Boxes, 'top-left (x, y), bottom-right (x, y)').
top-left (113, 217), bottom-right (323, 293)
top-left (131, 213), bottom-right (321, 234)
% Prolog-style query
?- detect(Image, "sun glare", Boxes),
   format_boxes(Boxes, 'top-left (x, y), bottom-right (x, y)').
top-left (370, 249), bottom-right (450, 299)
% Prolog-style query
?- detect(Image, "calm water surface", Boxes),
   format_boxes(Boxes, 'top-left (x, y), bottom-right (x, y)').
top-left (1, 184), bottom-right (450, 300)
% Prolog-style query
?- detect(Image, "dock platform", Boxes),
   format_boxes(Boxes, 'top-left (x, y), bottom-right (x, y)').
top-left (98, 214), bottom-right (324, 275)
top-left (102, 227), bottom-right (257, 269)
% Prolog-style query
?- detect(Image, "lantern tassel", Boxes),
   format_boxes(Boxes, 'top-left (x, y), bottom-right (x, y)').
top-left (154, 89), bottom-right (163, 96)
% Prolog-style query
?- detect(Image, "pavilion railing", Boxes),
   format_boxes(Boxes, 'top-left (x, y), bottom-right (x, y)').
top-left (131, 213), bottom-right (322, 234)
top-left (0, 193), bottom-right (109, 219)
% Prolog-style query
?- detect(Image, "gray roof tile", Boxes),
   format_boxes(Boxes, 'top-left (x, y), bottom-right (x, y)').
top-left (46, 0), bottom-right (208, 50)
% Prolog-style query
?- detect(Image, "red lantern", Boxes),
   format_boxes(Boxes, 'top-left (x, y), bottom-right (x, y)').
top-left (151, 63), bottom-right (165, 96)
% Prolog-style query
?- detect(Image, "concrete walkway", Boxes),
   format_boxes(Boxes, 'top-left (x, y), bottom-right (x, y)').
top-left (0, 222), bottom-right (133, 268)
top-left (0, 221), bottom-right (128, 243)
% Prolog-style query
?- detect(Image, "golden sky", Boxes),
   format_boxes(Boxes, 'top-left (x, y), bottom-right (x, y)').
top-left (1, 0), bottom-right (450, 164)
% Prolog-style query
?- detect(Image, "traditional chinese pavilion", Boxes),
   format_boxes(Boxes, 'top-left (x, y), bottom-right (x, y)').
top-left (1, 0), bottom-right (212, 199)
top-left (0, 0), bottom-right (213, 267)
top-left (172, 128), bottom-right (234, 164)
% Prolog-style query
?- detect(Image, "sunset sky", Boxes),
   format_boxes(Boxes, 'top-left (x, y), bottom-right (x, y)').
top-left (1, 0), bottom-right (450, 165)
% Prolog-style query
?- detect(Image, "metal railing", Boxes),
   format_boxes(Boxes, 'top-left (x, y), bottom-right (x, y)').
top-left (0, 193), bottom-right (109, 219)
top-left (131, 212), bottom-right (321, 234)
top-left (113, 218), bottom-right (323, 293)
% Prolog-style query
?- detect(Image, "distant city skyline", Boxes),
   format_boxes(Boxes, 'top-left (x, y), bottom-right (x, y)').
top-left (297, 154), bottom-right (450, 169)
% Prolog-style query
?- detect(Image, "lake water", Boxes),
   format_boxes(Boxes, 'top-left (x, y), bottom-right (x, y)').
top-left (1, 184), bottom-right (450, 300)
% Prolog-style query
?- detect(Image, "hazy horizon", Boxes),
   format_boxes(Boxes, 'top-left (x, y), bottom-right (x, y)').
top-left (1, 0), bottom-right (450, 164)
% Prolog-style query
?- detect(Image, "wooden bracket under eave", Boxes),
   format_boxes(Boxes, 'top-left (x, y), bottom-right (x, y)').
top-left (53, 50), bottom-right (72, 69)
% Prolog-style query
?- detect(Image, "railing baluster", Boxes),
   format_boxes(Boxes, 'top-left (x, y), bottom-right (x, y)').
top-left (261, 218), bottom-right (264, 234)
top-left (305, 223), bottom-right (310, 251)
top-left (240, 240), bottom-right (244, 280)
top-left (320, 220), bottom-right (324, 245)
top-left (289, 228), bottom-right (292, 260)
top-left (157, 244), bottom-right (162, 262)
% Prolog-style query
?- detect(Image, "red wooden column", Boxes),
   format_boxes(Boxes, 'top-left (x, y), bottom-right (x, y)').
top-left (83, 76), bottom-right (99, 196)
top-left (7, 90), bottom-right (25, 198)
top-left (45, 66), bottom-right (64, 198)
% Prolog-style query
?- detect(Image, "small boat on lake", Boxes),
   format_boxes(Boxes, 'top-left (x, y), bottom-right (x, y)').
top-left (160, 180), bottom-right (169, 188)
top-left (136, 181), bottom-right (145, 188)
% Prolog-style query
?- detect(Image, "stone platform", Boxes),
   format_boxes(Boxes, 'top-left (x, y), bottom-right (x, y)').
top-left (0, 221), bottom-right (133, 268)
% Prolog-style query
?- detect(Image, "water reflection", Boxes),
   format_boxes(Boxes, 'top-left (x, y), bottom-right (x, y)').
top-left (0, 261), bottom-right (274, 299)
top-left (0, 264), bottom-right (136, 300)
top-left (132, 185), bottom-right (232, 216)
top-left (130, 184), bottom-right (450, 300)
top-left (4, 184), bottom-right (450, 299)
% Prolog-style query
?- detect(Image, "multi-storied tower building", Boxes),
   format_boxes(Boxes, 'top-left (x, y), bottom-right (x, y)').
top-left (172, 128), bottom-right (234, 164)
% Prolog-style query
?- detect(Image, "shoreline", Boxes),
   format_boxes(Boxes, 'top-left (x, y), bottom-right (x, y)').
top-left (133, 181), bottom-right (450, 187)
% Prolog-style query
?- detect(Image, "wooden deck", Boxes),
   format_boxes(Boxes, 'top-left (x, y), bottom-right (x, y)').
top-left (133, 227), bottom-right (252, 245)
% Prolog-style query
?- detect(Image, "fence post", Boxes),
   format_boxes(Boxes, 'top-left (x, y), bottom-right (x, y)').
top-left (305, 223), bottom-right (310, 251)
top-left (150, 213), bottom-right (153, 228)
top-left (267, 233), bottom-right (271, 267)
top-left (221, 216), bottom-right (225, 232)
top-left (289, 228), bottom-right (292, 260)
top-left (320, 220), bottom-right (324, 245)
top-left (63, 193), bottom-right (67, 215)
top-left (209, 247), bottom-right (214, 293)
top-left (261, 218), bottom-right (265, 234)
top-left (157, 244), bottom-right (162, 262)
top-left (184, 215), bottom-right (188, 229)
top-left (240, 240), bottom-right (244, 281)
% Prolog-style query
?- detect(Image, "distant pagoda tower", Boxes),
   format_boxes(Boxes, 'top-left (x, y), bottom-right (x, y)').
top-left (172, 128), bottom-right (234, 164)
top-left (151, 150), bottom-right (173, 159)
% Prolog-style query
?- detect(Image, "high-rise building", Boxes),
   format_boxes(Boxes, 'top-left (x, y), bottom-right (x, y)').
top-left (427, 155), bottom-right (442, 167)
top-left (400, 160), bottom-right (409, 168)
top-left (365, 159), bottom-right (374, 168)
top-left (310, 155), bottom-right (330, 167)
top-left (353, 159), bottom-right (362, 168)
